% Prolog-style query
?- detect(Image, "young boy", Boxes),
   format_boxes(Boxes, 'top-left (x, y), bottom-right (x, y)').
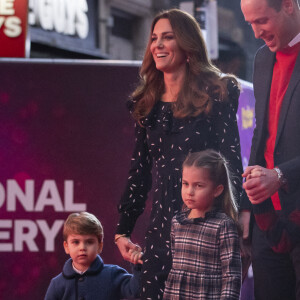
top-left (45, 212), bottom-right (142, 300)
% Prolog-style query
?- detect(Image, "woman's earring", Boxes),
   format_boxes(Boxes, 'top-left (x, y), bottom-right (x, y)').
top-left (186, 57), bottom-right (190, 63)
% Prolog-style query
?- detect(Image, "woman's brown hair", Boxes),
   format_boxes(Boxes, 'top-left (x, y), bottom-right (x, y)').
top-left (131, 8), bottom-right (239, 123)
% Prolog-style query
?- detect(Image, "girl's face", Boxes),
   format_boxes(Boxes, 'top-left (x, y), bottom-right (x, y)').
top-left (64, 233), bottom-right (101, 272)
top-left (181, 166), bottom-right (223, 218)
top-left (150, 18), bottom-right (187, 74)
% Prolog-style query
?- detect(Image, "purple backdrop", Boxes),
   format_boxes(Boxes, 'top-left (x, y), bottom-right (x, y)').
top-left (0, 60), bottom-right (255, 300)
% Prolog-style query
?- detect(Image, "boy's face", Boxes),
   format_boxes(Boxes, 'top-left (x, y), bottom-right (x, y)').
top-left (64, 233), bottom-right (102, 271)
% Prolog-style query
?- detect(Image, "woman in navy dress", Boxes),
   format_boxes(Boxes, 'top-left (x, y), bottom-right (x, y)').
top-left (115, 9), bottom-right (243, 300)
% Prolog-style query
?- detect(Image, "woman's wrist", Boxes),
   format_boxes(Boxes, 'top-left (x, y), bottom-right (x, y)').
top-left (114, 234), bottom-right (129, 244)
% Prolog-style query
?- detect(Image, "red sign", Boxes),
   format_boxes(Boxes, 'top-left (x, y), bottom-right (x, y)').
top-left (0, 0), bottom-right (28, 57)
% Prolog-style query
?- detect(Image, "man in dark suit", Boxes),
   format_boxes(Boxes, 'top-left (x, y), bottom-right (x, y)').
top-left (240, 0), bottom-right (300, 299)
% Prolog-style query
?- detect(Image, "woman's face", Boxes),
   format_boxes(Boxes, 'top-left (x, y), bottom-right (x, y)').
top-left (150, 18), bottom-right (187, 74)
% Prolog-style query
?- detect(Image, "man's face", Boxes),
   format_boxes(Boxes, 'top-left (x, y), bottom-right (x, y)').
top-left (241, 0), bottom-right (295, 52)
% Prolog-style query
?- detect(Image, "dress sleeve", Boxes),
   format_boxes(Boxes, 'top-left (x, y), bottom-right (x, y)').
top-left (212, 79), bottom-right (243, 206)
top-left (116, 121), bottom-right (153, 235)
top-left (219, 219), bottom-right (242, 300)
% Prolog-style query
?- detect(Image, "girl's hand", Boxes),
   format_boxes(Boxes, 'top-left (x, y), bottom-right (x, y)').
top-left (115, 236), bottom-right (143, 264)
top-left (239, 210), bottom-right (251, 240)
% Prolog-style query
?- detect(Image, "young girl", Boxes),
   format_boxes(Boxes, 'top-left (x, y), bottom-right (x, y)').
top-left (163, 149), bottom-right (241, 299)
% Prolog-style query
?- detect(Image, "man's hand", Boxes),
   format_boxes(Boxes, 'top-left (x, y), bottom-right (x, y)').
top-left (242, 165), bottom-right (280, 204)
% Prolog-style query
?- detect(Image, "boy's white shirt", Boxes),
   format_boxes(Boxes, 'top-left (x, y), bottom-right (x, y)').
top-left (72, 262), bottom-right (88, 275)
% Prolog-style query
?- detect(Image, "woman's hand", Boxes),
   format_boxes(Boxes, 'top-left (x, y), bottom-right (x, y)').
top-left (115, 236), bottom-right (143, 264)
top-left (129, 247), bottom-right (143, 265)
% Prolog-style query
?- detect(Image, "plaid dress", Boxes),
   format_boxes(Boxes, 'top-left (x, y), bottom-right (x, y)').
top-left (163, 209), bottom-right (241, 300)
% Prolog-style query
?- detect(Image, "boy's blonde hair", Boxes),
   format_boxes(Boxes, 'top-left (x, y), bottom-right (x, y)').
top-left (63, 212), bottom-right (104, 245)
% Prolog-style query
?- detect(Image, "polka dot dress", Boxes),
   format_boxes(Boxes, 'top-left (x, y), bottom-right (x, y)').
top-left (117, 80), bottom-right (243, 299)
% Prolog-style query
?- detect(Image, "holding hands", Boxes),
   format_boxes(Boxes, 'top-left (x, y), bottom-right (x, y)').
top-left (115, 235), bottom-right (143, 265)
top-left (128, 247), bottom-right (143, 265)
top-left (242, 165), bottom-right (281, 204)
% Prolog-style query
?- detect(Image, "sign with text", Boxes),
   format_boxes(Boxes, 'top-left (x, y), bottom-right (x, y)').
top-left (0, 60), bottom-right (140, 299)
top-left (0, 0), bottom-right (29, 57)
top-left (28, 0), bottom-right (105, 57)
top-left (0, 60), bottom-right (255, 300)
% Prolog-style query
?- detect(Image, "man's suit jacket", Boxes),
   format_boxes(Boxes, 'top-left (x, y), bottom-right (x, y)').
top-left (241, 44), bottom-right (300, 220)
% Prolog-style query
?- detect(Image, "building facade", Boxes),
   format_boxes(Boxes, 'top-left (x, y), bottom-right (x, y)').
top-left (28, 0), bottom-right (167, 60)
top-left (27, 0), bottom-right (261, 81)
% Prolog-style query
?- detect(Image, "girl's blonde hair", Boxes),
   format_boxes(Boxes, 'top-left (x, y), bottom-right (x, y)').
top-left (182, 149), bottom-right (238, 222)
top-left (131, 8), bottom-right (238, 123)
